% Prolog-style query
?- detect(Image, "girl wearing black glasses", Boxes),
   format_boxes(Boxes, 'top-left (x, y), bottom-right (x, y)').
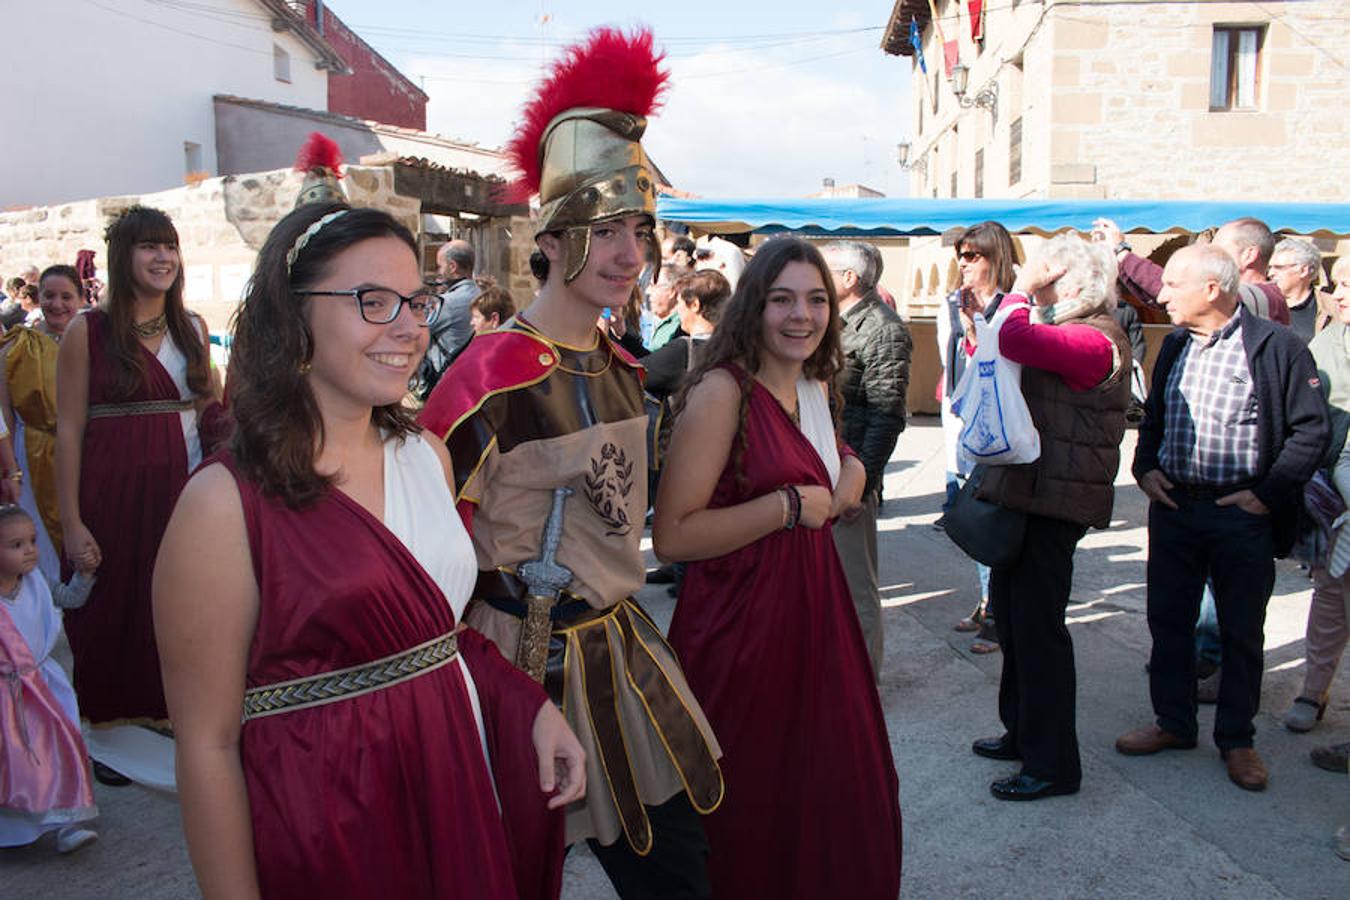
top-left (154, 202), bottom-right (583, 899)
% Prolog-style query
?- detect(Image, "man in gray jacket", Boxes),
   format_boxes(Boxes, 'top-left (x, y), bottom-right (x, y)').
top-left (419, 239), bottom-right (481, 397)
top-left (824, 240), bottom-right (913, 677)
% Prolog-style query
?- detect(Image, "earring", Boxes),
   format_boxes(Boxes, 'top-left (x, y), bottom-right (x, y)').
top-left (297, 330), bottom-right (312, 374)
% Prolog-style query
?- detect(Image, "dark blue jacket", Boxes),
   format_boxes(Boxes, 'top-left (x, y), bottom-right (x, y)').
top-left (1134, 309), bottom-right (1330, 556)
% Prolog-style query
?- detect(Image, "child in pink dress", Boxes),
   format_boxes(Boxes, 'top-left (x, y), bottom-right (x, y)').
top-left (0, 504), bottom-right (98, 853)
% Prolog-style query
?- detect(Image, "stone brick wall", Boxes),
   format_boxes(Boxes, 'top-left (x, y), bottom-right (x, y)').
top-left (1049, 1), bottom-right (1350, 201)
top-left (504, 215), bottom-right (540, 302)
top-left (0, 165), bottom-right (425, 333)
top-left (896, 0), bottom-right (1350, 323)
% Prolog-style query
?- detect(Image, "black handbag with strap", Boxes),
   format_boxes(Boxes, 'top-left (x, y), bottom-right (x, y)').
top-left (943, 465), bottom-right (1027, 568)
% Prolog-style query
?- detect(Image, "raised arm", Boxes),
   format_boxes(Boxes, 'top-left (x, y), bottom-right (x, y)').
top-left (997, 303), bottom-right (1115, 391)
top-left (55, 315), bottom-right (97, 569)
top-left (653, 368), bottom-right (830, 562)
top-left (152, 464), bottom-right (262, 900)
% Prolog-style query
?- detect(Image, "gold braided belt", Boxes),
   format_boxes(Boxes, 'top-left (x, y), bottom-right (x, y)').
top-left (88, 398), bottom-right (193, 419)
top-left (242, 632), bottom-right (460, 721)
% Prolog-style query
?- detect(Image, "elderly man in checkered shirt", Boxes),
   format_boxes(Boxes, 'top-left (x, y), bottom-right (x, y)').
top-left (1116, 244), bottom-right (1329, 792)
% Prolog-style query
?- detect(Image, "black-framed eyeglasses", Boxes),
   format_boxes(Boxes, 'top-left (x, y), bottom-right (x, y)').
top-left (296, 287), bottom-right (443, 326)
top-left (957, 251), bottom-right (985, 262)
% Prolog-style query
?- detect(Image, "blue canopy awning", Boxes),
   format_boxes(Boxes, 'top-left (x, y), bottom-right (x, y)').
top-left (655, 197), bottom-right (1350, 238)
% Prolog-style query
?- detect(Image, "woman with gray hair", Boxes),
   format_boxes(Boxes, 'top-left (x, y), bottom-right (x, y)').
top-left (1269, 236), bottom-right (1331, 343)
top-left (965, 232), bottom-right (1133, 800)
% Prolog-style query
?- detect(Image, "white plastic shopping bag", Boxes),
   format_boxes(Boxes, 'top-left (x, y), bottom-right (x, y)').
top-left (949, 304), bottom-right (1041, 470)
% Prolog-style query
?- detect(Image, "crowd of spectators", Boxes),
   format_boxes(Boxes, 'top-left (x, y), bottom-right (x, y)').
top-left (5, 205), bottom-right (1350, 868)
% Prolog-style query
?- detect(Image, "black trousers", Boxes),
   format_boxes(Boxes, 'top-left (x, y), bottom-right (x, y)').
top-left (1146, 496), bottom-right (1275, 750)
top-left (992, 514), bottom-right (1088, 785)
top-left (587, 792), bottom-right (711, 900)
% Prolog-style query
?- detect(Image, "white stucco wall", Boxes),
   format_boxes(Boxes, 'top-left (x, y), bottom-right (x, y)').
top-left (0, 0), bottom-right (329, 209)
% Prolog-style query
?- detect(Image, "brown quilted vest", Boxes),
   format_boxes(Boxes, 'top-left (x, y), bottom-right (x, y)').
top-left (975, 313), bottom-right (1132, 528)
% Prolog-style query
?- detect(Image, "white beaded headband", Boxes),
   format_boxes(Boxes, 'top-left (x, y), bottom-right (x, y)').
top-left (286, 210), bottom-right (349, 274)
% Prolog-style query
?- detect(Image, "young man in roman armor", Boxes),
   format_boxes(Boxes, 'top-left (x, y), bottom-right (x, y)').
top-left (419, 28), bottom-right (723, 899)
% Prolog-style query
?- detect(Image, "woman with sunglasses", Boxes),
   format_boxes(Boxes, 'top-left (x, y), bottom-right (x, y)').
top-left (938, 221), bottom-right (1020, 653)
top-left (55, 206), bottom-right (223, 786)
top-left (154, 202), bottom-right (583, 899)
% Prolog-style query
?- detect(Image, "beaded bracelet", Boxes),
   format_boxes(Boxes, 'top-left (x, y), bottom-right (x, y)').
top-left (783, 485), bottom-right (801, 531)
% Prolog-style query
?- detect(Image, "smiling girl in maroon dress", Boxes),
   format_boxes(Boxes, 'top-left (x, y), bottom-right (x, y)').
top-left (654, 238), bottom-right (902, 898)
top-left (153, 203), bottom-right (584, 899)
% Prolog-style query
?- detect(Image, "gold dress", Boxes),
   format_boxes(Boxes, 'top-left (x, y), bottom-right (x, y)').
top-left (1, 326), bottom-right (60, 557)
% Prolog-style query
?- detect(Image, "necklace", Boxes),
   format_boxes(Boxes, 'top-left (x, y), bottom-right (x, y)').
top-left (555, 350), bottom-right (613, 378)
top-left (516, 315), bottom-right (613, 377)
top-left (132, 312), bottom-right (168, 338)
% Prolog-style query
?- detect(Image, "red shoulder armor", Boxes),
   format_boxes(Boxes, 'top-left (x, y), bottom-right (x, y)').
top-left (602, 330), bottom-right (648, 386)
top-left (418, 330), bottom-right (560, 441)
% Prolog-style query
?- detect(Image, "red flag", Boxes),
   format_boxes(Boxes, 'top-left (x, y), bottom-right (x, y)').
top-left (943, 40), bottom-right (959, 77)
top-left (969, 1), bottom-right (985, 43)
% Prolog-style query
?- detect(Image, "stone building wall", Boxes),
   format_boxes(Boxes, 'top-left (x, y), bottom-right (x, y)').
top-left (904, 0), bottom-right (1350, 204)
top-left (895, 0), bottom-right (1350, 319)
top-left (0, 165), bottom-right (424, 334)
top-left (907, 1), bottom-right (1051, 201)
top-left (504, 215), bottom-right (541, 302)
top-left (1048, 2), bottom-right (1350, 202)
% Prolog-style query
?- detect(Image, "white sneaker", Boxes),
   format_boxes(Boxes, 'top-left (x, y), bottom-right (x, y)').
top-left (1283, 696), bottom-right (1326, 733)
top-left (55, 825), bottom-right (98, 854)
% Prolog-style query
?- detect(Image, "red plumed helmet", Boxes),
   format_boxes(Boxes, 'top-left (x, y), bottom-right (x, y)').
top-left (504, 27), bottom-right (669, 201)
top-left (294, 131), bottom-right (344, 177)
top-left (292, 132), bottom-right (347, 207)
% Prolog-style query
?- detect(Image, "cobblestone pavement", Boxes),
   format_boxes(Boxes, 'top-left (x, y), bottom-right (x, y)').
top-left (4, 419), bottom-right (1348, 898)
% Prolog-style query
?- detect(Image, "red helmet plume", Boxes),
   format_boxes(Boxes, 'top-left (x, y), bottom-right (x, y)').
top-left (294, 131), bottom-right (344, 177)
top-left (504, 27), bottom-right (668, 201)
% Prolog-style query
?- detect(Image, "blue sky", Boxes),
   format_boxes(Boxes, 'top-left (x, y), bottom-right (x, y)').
top-left (322, 0), bottom-right (914, 197)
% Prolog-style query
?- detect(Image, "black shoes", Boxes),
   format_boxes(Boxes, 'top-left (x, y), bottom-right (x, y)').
top-left (972, 734), bottom-right (1020, 761)
top-left (645, 565), bottom-right (677, 585)
top-left (975, 735), bottom-right (1078, 800)
top-left (93, 760), bottom-right (131, 787)
top-left (990, 774), bottom-right (1080, 801)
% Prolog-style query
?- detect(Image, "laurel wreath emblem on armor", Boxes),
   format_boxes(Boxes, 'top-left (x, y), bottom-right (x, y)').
top-left (585, 442), bottom-right (634, 536)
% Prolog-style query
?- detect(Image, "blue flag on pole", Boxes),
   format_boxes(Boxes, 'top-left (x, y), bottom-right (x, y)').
top-left (909, 19), bottom-right (927, 73)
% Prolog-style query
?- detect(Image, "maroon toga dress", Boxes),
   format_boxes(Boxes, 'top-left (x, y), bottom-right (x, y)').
top-left (669, 367), bottom-right (903, 898)
top-left (63, 310), bottom-right (191, 724)
top-left (221, 451), bottom-right (564, 899)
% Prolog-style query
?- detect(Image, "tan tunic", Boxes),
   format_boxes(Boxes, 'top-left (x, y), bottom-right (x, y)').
top-left (444, 321), bottom-right (723, 850)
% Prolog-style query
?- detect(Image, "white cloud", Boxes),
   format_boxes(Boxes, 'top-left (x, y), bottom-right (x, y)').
top-left (408, 32), bottom-right (914, 199)
top-left (408, 47), bottom-right (539, 149)
top-left (651, 40), bottom-right (911, 197)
